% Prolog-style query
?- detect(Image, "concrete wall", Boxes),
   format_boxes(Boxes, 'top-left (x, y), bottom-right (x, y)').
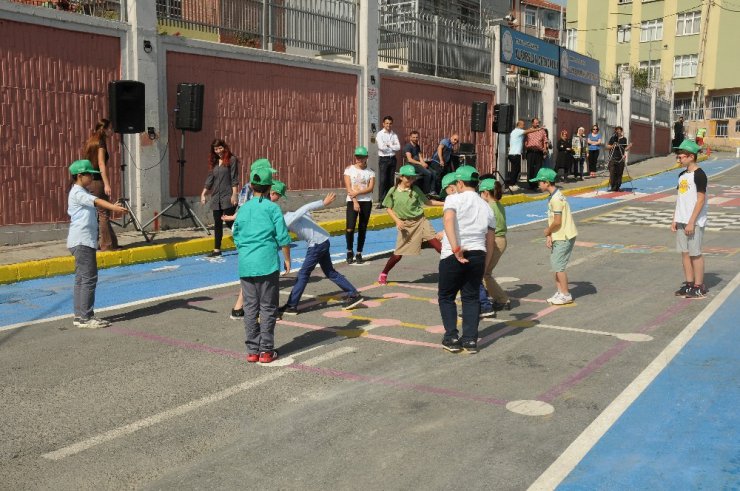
top-left (557, 107), bottom-right (592, 137)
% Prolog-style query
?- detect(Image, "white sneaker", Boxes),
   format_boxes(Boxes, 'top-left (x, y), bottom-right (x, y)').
top-left (76, 317), bottom-right (111, 329)
top-left (546, 292), bottom-right (561, 303)
top-left (551, 293), bottom-right (573, 305)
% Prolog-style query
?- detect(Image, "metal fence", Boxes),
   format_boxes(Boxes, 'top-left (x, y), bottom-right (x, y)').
top-left (631, 88), bottom-right (651, 120)
top-left (8, 0), bottom-right (124, 21)
top-left (156, 0), bottom-right (357, 59)
top-left (505, 74), bottom-right (543, 122)
top-left (378, 8), bottom-right (492, 84)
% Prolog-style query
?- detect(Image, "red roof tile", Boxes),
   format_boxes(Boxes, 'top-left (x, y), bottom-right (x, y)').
top-left (520, 0), bottom-right (565, 12)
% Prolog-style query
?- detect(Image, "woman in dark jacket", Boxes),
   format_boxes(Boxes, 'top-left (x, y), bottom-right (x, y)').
top-left (555, 129), bottom-right (574, 182)
top-left (200, 139), bottom-right (239, 257)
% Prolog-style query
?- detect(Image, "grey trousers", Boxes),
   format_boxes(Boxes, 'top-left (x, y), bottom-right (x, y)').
top-left (241, 271), bottom-right (280, 354)
top-left (70, 245), bottom-right (98, 319)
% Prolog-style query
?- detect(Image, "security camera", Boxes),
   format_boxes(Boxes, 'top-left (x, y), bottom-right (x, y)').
top-left (504, 14), bottom-right (515, 22)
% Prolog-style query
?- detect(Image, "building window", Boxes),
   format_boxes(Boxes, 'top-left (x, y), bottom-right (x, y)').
top-left (716, 121), bottom-right (728, 137)
top-left (639, 60), bottom-right (661, 83)
top-left (618, 0), bottom-right (632, 4)
top-left (736, 120), bottom-right (740, 133)
top-left (617, 24), bottom-right (631, 43)
top-left (615, 63), bottom-right (630, 78)
top-left (156, 0), bottom-right (182, 18)
top-left (566, 29), bottom-right (577, 49)
top-left (711, 94), bottom-right (740, 119)
top-left (677, 11), bottom-right (701, 36)
top-left (673, 54), bottom-right (698, 78)
top-left (525, 7), bottom-right (536, 27)
top-left (640, 19), bottom-right (663, 42)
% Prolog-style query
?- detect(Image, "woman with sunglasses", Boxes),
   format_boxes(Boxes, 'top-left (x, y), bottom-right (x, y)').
top-left (587, 124), bottom-right (602, 178)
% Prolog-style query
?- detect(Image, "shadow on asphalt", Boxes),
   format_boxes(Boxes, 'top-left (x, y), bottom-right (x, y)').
top-left (104, 296), bottom-right (218, 323)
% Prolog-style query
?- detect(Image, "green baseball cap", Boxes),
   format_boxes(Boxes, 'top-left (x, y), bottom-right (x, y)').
top-left (439, 173), bottom-right (459, 200)
top-left (354, 146), bottom-right (368, 157)
top-left (69, 159), bottom-right (100, 175)
top-left (250, 167), bottom-right (274, 186)
top-left (478, 177), bottom-right (496, 192)
top-left (271, 180), bottom-right (287, 197)
top-left (529, 167), bottom-right (557, 183)
top-left (398, 164), bottom-right (419, 177)
top-left (454, 165), bottom-right (479, 182)
top-left (251, 158), bottom-right (277, 173)
top-left (673, 139), bottom-right (702, 155)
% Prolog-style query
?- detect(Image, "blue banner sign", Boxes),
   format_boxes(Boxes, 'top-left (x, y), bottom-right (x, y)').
top-left (499, 26), bottom-right (559, 76)
top-left (560, 48), bottom-right (600, 86)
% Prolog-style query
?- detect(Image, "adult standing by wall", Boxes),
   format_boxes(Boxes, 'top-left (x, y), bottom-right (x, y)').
top-left (200, 139), bottom-right (239, 257)
top-left (524, 118), bottom-right (547, 189)
top-left (571, 127), bottom-right (587, 181)
top-left (376, 116), bottom-right (401, 208)
top-left (606, 126), bottom-right (632, 192)
top-left (672, 116), bottom-right (685, 148)
top-left (587, 124), bottom-right (603, 178)
top-left (83, 118), bottom-right (118, 251)
top-left (555, 129), bottom-right (573, 182)
top-left (403, 130), bottom-right (435, 195)
top-left (430, 133), bottom-right (460, 179)
top-left (507, 120), bottom-right (542, 189)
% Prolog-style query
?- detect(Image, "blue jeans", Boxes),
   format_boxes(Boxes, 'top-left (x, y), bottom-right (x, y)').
top-left (479, 283), bottom-right (493, 310)
top-left (70, 245), bottom-right (98, 319)
top-left (287, 240), bottom-right (358, 307)
top-left (438, 251), bottom-right (486, 343)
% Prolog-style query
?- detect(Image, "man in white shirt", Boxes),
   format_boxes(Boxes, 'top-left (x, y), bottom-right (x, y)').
top-left (376, 115), bottom-right (401, 208)
top-left (438, 165), bottom-right (495, 354)
top-left (508, 119), bottom-right (542, 189)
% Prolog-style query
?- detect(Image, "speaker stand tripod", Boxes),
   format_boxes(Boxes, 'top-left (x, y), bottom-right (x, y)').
top-left (143, 130), bottom-right (210, 236)
top-left (110, 140), bottom-right (151, 242)
top-left (483, 131), bottom-right (515, 196)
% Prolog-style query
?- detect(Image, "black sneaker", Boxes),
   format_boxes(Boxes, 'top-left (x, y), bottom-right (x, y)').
top-left (346, 252), bottom-right (355, 264)
top-left (674, 282), bottom-right (692, 296)
top-left (479, 306), bottom-right (496, 319)
top-left (461, 340), bottom-right (478, 353)
top-left (280, 305), bottom-right (299, 316)
top-left (492, 301), bottom-right (511, 311)
top-left (342, 294), bottom-right (365, 310)
top-left (207, 250), bottom-right (222, 258)
top-left (685, 284), bottom-right (707, 299)
top-left (442, 338), bottom-right (462, 353)
top-left (354, 253), bottom-right (364, 265)
top-left (230, 308), bottom-right (244, 320)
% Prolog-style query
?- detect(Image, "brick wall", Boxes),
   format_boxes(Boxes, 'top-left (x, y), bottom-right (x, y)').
top-left (630, 121), bottom-right (652, 155)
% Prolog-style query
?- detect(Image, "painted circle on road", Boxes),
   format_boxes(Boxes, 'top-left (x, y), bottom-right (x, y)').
top-left (323, 310), bottom-right (352, 318)
top-left (506, 400), bottom-right (555, 416)
top-left (496, 277), bottom-right (520, 284)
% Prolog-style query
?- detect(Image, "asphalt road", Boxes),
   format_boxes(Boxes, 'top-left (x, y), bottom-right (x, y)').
top-left (0, 160), bottom-right (738, 490)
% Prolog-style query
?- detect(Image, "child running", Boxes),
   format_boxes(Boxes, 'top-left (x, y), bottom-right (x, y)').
top-left (273, 181), bottom-right (365, 315)
top-left (478, 177), bottom-right (511, 311)
top-left (344, 146), bottom-right (375, 265)
top-left (378, 164), bottom-right (445, 285)
top-left (232, 167), bottom-right (292, 364)
top-left (67, 159), bottom-right (127, 329)
top-left (529, 167), bottom-right (578, 305)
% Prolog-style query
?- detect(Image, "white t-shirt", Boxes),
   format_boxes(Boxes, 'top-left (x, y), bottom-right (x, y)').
top-left (674, 168), bottom-right (708, 227)
top-left (344, 165), bottom-right (375, 202)
top-left (440, 190), bottom-right (495, 259)
top-left (509, 127), bottom-right (525, 155)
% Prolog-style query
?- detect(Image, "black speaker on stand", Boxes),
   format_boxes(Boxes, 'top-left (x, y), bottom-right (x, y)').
top-left (107, 80), bottom-right (150, 242)
top-left (143, 83), bottom-right (209, 236)
top-left (491, 102), bottom-right (516, 194)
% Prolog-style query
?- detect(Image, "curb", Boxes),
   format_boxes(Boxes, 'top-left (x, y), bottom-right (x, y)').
top-left (0, 164), bottom-right (682, 285)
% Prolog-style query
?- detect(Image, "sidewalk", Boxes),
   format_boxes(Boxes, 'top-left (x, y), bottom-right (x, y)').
top-left (0, 154), bottom-right (681, 283)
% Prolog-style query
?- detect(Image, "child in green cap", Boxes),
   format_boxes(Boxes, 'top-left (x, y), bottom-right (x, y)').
top-left (67, 160), bottom-right (127, 329)
top-left (344, 146), bottom-right (375, 265)
top-left (479, 177), bottom-right (510, 311)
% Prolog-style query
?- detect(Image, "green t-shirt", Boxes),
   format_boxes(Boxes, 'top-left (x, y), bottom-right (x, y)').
top-left (232, 197), bottom-right (291, 277)
top-left (490, 201), bottom-right (507, 237)
top-left (382, 185), bottom-right (428, 219)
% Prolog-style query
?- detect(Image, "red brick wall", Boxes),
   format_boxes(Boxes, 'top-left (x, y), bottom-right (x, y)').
top-left (165, 52), bottom-right (357, 196)
top-left (379, 75), bottom-right (495, 172)
top-left (0, 19), bottom-right (120, 226)
top-left (557, 108), bottom-right (592, 139)
top-left (630, 121), bottom-right (652, 154)
top-left (656, 126), bottom-right (670, 154)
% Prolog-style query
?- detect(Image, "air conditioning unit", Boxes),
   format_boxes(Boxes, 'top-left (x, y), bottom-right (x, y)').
top-left (607, 94), bottom-right (621, 103)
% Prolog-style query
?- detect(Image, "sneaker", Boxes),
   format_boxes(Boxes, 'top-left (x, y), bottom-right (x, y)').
top-left (207, 250), bottom-right (222, 258)
top-left (76, 317), bottom-right (110, 329)
top-left (346, 251), bottom-right (355, 264)
top-left (378, 272), bottom-right (388, 285)
top-left (479, 307), bottom-right (496, 319)
top-left (551, 292), bottom-right (573, 305)
top-left (674, 282), bottom-right (692, 296)
top-left (342, 294), bottom-right (365, 310)
top-left (442, 338), bottom-right (462, 353)
top-left (546, 292), bottom-right (561, 303)
top-left (259, 350), bottom-right (279, 363)
top-left (685, 284), bottom-right (707, 299)
top-left (230, 308), bottom-right (245, 320)
top-left (492, 301), bottom-right (511, 311)
top-left (461, 340), bottom-right (478, 353)
top-left (354, 253), bottom-right (364, 265)
top-left (246, 353), bottom-right (259, 363)
top-left (279, 305), bottom-right (299, 316)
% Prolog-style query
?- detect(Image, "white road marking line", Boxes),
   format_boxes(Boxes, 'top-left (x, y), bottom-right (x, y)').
top-left (528, 271), bottom-right (740, 491)
top-left (41, 347), bottom-right (355, 461)
top-left (537, 324), bottom-right (653, 342)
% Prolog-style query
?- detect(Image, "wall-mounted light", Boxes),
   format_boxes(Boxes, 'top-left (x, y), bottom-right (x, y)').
top-left (370, 75), bottom-right (376, 85)
top-left (143, 40), bottom-right (153, 53)
top-left (147, 127), bottom-right (157, 140)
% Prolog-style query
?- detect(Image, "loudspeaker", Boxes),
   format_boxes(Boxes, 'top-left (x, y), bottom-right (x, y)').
top-left (108, 80), bottom-right (145, 134)
top-left (175, 83), bottom-right (204, 132)
top-left (493, 103), bottom-right (515, 134)
top-left (471, 101), bottom-right (488, 133)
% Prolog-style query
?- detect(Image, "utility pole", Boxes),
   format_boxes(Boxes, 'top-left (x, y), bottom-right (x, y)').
top-left (692, 0), bottom-right (713, 119)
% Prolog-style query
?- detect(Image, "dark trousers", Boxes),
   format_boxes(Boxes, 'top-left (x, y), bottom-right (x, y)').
top-left (526, 150), bottom-right (545, 188)
top-left (438, 251), bottom-right (486, 343)
top-left (507, 154), bottom-right (521, 186)
top-left (587, 150), bottom-right (599, 173)
top-left (378, 156), bottom-right (397, 202)
top-left (70, 245), bottom-right (98, 319)
top-left (608, 159), bottom-right (625, 191)
top-left (212, 206), bottom-right (236, 250)
top-left (346, 201), bottom-right (372, 253)
top-left (286, 240), bottom-right (357, 307)
top-left (242, 271), bottom-right (280, 354)
top-left (412, 164), bottom-right (434, 194)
